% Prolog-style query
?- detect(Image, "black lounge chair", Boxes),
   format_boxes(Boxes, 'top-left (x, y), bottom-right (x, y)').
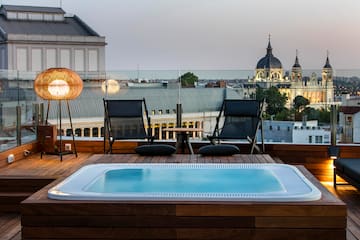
top-left (103, 98), bottom-right (176, 155)
top-left (334, 157), bottom-right (360, 190)
top-left (199, 99), bottom-right (265, 155)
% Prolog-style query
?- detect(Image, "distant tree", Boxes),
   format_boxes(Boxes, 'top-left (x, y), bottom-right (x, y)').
top-left (273, 108), bottom-right (292, 121)
top-left (303, 107), bottom-right (330, 123)
top-left (179, 72), bottom-right (198, 87)
top-left (293, 95), bottom-right (310, 113)
top-left (256, 86), bottom-right (288, 117)
top-left (293, 95), bottom-right (310, 121)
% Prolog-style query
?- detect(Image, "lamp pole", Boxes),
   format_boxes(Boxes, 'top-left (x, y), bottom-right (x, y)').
top-left (176, 70), bottom-right (182, 128)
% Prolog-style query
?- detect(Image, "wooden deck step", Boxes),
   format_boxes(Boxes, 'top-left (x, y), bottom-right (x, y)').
top-left (0, 192), bottom-right (34, 213)
top-left (0, 214), bottom-right (21, 239)
top-left (0, 177), bottom-right (55, 213)
top-left (0, 177), bottom-right (55, 192)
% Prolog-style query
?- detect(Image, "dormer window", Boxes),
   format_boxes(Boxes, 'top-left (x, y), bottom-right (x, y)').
top-left (29, 13), bottom-right (43, 21)
top-left (6, 11), bottom-right (17, 19)
top-left (17, 12), bottom-right (27, 20)
top-left (43, 13), bottom-right (52, 21)
top-left (6, 11), bottom-right (64, 21)
top-left (53, 14), bottom-right (64, 21)
top-left (2, 5), bottom-right (65, 22)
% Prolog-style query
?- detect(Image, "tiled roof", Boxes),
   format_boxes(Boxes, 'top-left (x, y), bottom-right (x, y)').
top-left (0, 5), bottom-right (100, 37)
top-left (43, 88), bottom-right (243, 120)
top-left (339, 106), bottom-right (360, 114)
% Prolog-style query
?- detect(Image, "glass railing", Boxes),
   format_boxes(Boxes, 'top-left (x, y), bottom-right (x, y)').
top-left (1, 69), bottom-right (360, 152)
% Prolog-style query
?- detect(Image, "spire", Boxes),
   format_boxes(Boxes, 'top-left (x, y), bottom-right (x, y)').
top-left (266, 34), bottom-right (272, 55)
top-left (293, 49), bottom-right (301, 68)
top-left (323, 50), bottom-right (332, 68)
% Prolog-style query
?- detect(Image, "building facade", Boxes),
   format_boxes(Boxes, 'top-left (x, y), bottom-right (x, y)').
top-left (0, 5), bottom-right (106, 78)
top-left (249, 38), bottom-right (334, 108)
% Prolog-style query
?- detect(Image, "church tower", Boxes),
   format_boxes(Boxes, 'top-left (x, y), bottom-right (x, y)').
top-left (291, 50), bottom-right (302, 83)
top-left (322, 53), bottom-right (333, 84)
top-left (321, 53), bottom-right (334, 104)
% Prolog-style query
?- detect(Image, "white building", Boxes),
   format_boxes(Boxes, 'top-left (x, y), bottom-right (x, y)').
top-left (292, 120), bottom-right (330, 144)
top-left (0, 5), bottom-right (106, 77)
top-left (339, 94), bottom-right (360, 143)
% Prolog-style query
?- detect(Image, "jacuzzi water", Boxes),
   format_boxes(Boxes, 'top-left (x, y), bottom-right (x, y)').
top-left (48, 163), bottom-right (322, 202)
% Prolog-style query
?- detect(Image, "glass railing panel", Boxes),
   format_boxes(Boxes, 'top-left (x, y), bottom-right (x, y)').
top-left (2, 68), bottom-right (360, 152)
top-left (0, 70), bottom-right (39, 152)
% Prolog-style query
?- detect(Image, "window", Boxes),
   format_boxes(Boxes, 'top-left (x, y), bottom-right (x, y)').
top-left (43, 14), bottom-right (53, 21)
top-left (31, 48), bottom-right (42, 72)
top-left (84, 128), bottom-right (90, 137)
top-left (53, 14), bottom-right (64, 21)
top-left (46, 49), bottom-right (56, 68)
top-left (92, 128), bottom-right (99, 138)
top-left (74, 49), bottom-right (85, 71)
top-left (88, 49), bottom-right (98, 71)
top-left (18, 12), bottom-right (27, 20)
top-left (66, 129), bottom-right (72, 136)
top-left (315, 136), bottom-right (323, 143)
top-left (16, 48), bottom-right (28, 71)
top-left (75, 128), bottom-right (82, 137)
top-left (277, 126), bottom-right (280, 131)
top-left (29, 13), bottom-right (42, 20)
top-left (60, 49), bottom-right (71, 68)
top-left (308, 136), bottom-right (312, 143)
top-left (7, 12), bottom-right (17, 19)
top-left (161, 123), bottom-right (167, 139)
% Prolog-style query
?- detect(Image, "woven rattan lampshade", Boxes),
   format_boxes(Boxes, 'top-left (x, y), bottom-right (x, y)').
top-left (34, 68), bottom-right (83, 100)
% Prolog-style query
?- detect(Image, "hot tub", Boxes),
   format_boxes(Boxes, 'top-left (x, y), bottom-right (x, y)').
top-left (48, 163), bottom-right (321, 202)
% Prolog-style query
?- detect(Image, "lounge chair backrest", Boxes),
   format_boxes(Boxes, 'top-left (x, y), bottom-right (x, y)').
top-left (104, 99), bottom-right (149, 140)
top-left (218, 100), bottom-right (260, 139)
top-left (223, 100), bottom-right (260, 117)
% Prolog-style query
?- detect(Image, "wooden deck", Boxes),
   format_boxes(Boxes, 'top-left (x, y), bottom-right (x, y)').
top-left (0, 153), bottom-right (357, 239)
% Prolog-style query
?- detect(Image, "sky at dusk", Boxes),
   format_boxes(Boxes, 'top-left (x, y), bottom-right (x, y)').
top-left (3, 0), bottom-right (360, 70)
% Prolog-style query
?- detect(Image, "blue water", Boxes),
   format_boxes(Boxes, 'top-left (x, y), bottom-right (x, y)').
top-left (85, 168), bottom-right (284, 194)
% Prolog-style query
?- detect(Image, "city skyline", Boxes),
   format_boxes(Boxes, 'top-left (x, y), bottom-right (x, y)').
top-left (3, 0), bottom-right (360, 71)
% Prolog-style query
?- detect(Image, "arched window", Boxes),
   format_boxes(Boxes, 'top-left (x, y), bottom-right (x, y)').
top-left (84, 128), bottom-right (90, 137)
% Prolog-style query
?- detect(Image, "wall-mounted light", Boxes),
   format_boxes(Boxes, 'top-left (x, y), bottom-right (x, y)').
top-left (328, 146), bottom-right (339, 160)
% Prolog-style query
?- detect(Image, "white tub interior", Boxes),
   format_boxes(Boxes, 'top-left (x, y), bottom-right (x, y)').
top-left (48, 163), bottom-right (322, 202)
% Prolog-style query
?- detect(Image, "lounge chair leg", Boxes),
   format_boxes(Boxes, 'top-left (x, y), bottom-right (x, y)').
top-left (186, 135), bottom-right (194, 155)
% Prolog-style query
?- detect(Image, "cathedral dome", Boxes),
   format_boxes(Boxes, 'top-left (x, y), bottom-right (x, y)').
top-left (256, 55), bottom-right (282, 69)
top-left (256, 40), bottom-right (282, 69)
